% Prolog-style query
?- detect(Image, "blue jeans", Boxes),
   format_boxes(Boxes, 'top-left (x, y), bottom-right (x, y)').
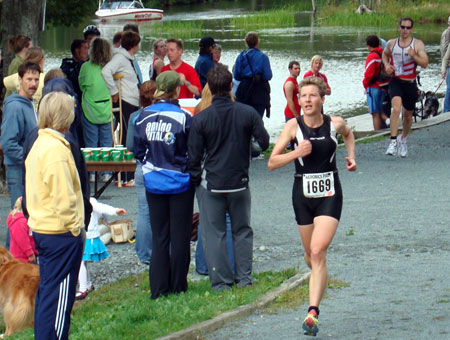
top-left (81, 114), bottom-right (113, 148)
top-left (134, 162), bottom-right (152, 263)
top-left (5, 164), bottom-right (25, 249)
top-left (444, 67), bottom-right (450, 114)
top-left (195, 213), bottom-right (235, 275)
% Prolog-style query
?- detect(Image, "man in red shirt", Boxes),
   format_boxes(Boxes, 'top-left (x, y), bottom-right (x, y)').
top-left (363, 35), bottom-right (390, 131)
top-left (160, 38), bottom-right (201, 99)
top-left (283, 61), bottom-right (301, 121)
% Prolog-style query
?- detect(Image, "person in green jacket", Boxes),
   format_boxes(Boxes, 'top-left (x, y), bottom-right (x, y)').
top-left (7, 35), bottom-right (32, 76)
top-left (79, 38), bottom-right (113, 148)
top-left (79, 37), bottom-right (113, 182)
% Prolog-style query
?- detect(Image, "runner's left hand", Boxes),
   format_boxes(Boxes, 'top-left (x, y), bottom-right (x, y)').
top-left (345, 157), bottom-right (357, 171)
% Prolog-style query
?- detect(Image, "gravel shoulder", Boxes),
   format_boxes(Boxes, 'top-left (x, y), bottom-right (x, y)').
top-left (1, 121), bottom-right (450, 339)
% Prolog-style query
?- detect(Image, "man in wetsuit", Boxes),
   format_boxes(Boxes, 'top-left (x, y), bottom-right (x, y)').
top-left (382, 17), bottom-right (428, 157)
top-left (283, 61), bottom-right (301, 121)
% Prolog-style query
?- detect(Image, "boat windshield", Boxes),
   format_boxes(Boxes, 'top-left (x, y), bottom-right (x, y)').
top-left (100, 1), bottom-right (144, 9)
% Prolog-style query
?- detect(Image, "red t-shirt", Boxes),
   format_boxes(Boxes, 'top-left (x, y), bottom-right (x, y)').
top-left (161, 62), bottom-right (202, 99)
top-left (303, 70), bottom-right (331, 90)
top-left (283, 77), bottom-right (300, 118)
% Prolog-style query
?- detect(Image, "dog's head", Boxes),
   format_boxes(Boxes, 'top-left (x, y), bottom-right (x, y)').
top-left (0, 246), bottom-right (14, 267)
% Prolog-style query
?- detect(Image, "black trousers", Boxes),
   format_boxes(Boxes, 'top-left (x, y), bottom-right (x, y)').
top-left (146, 187), bottom-right (194, 299)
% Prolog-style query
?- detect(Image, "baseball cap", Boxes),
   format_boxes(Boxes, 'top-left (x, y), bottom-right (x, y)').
top-left (199, 36), bottom-right (215, 48)
top-left (154, 71), bottom-right (183, 96)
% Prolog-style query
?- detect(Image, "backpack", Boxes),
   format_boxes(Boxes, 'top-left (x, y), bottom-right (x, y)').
top-left (370, 50), bottom-right (390, 86)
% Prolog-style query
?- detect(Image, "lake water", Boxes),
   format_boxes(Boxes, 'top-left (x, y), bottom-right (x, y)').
top-left (39, 0), bottom-right (447, 138)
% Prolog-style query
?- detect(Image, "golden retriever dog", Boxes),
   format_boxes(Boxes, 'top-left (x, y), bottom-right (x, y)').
top-left (0, 246), bottom-right (39, 337)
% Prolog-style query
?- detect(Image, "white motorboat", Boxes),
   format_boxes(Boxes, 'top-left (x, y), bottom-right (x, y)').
top-left (95, 0), bottom-right (163, 21)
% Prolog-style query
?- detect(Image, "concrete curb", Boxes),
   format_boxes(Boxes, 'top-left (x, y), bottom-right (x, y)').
top-left (352, 111), bottom-right (450, 143)
top-left (155, 271), bottom-right (311, 340)
top-left (347, 112), bottom-right (450, 141)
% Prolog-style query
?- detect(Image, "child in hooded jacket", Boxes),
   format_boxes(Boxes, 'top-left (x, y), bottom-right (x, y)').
top-left (7, 196), bottom-right (38, 263)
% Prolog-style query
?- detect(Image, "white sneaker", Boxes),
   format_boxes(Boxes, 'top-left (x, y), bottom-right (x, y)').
top-left (398, 136), bottom-right (408, 158)
top-left (385, 139), bottom-right (398, 156)
top-left (89, 173), bottom-right (95, 183)
top-left (385, 118), bottom-right (390, 127)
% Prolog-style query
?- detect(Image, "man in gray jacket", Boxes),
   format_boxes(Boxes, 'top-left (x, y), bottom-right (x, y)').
top-left (1, 62), bottom-right (40, 248)
top-left (188, 64), bottom-right (270, 291)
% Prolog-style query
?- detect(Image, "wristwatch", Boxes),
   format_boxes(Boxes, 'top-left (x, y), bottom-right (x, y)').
top-left (185, 81), bottom-right (191, 87)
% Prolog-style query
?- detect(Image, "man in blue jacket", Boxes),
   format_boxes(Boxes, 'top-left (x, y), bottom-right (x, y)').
top-left (234, 31), bottom-right (272, 118)
top-left (195, 36), bottom-right (216, 90)
top-left (1, 62), bottom-right (40, 248)
top-left (188, 64), bottom-right (270, 291)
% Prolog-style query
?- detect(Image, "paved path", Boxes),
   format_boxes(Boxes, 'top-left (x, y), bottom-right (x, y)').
top-left (1, 120), bottom-right (450, 339)
top-left (204, 120), bottom-right (450, 340)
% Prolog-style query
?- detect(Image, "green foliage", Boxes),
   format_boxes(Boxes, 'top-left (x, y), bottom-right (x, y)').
top-left (229, 5), bottom-right (309, 30)
top-left (46, 0), bottom-right (97, 26)
top-left (4, 268), bottom-right (297, 339)
top-left (318, 0), bottom-right (450, 26)
top-left (149, 20), bottom-right (204, 38)
top-left (269, 278), bottom-right (349, 312)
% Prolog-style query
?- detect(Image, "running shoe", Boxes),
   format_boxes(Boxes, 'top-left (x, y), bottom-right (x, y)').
top-left (398, 136), bottom-right (408, 158)
top-left (385, 139), bottom-right (398, 156)
top-left (302, 310), bottom-right (319, 336)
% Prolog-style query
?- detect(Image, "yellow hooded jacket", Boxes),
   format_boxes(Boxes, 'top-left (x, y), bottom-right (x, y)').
top-left (25, 129), bottom-right (84, 236)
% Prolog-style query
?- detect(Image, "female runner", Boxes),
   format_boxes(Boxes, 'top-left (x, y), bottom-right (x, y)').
top-left (268, 77), bottom-right (356, 336)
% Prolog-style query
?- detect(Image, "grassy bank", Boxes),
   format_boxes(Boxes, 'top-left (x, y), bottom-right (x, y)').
top-left (5, 269), bottom-right (297, 340)
top-left (318, 0), bottom-right (450, 26)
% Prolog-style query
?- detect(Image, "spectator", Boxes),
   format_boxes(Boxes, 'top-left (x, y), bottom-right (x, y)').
top-left (149, 38), bottom-right (167, 81)
top-left (4, 46), bottom-right (45, 105)
top-left (113, 31), bottom-right (122, 49)
top-left (303, 55), bottom-right (331, 96)
top-left (42, 68), bottom-right (83, 146)
top-left (123, 24), bottom-right (143, 85)
top-left (234, 31), bottom-right (272, 118)
top-left (363, 35), bottom-right (390, 130)
top-left (188, 64), bottom-right (270, 291)
top-left (195, 36), bottom-right (216, 89)
top-left (160, 38), bottom-right (201, 98)
top-left (83, 25), bottom-right (101, 48)
top-left (7, 196), bottom-right (38, 263)
top-left (60, 39), bottom-right (88, 101)
top-left (213, 43), bottom-right (222, 64)
top-left (1, 62), bottom-right (40, 249)
top-left (134, 71), bottom-right (194, 299)
top-left (283, 60), bottom-right (301, 121)
top-left (7, 34), bottom-right (32, 76)
top-left (25, 92), bottom-right (84, 340)
top-left (126, 80), bottom-right (157, 265)
top-left (102, 30), bottom-right (141, 184)
top-left (79, 37), bottom-right (113, 182)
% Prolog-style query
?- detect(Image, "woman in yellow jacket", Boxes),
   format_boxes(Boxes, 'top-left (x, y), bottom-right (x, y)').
top-left (25, 92), bottom-right (84, 340)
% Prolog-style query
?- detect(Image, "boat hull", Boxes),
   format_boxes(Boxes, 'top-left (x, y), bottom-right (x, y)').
top-left (95, 8), bottom-right (163, 21)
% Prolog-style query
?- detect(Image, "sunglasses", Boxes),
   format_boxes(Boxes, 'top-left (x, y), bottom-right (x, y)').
top-left (400, 25), bottom-right (412, 30)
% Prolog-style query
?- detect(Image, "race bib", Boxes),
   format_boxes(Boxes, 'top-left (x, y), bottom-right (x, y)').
top-left (302, 171), bottom-right (335, 198)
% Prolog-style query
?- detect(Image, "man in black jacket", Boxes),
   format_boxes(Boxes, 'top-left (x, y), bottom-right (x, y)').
top-left (188, 64), bottom-right (269, 291)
